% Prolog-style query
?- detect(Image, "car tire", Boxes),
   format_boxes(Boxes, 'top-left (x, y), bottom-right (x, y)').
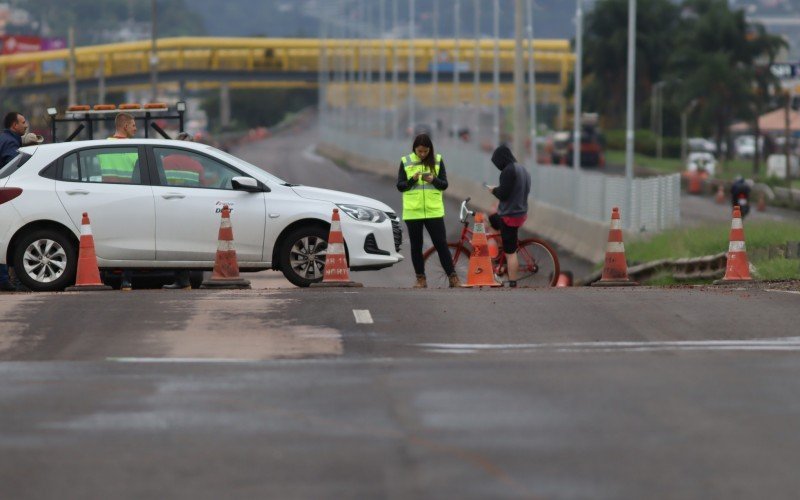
top-left (278, 224), bottom-right (335, 287)
top-left (12, 229), bottom-right (77, 292)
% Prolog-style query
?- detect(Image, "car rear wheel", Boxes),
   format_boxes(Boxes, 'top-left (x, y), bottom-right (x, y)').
top-left (12, 229), bottom-right (77, 292)
top-left (278, 225), bottom-right (333, 287)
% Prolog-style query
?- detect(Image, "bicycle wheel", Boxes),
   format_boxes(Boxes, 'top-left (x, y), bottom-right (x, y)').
top-left (422, 243), bottom-right (471, 288)
top-left (516, 238), bottom-right (560, 287)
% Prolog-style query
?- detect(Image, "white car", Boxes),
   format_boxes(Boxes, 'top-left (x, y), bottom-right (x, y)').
top-left (0, 139), bottom-right (403, 291)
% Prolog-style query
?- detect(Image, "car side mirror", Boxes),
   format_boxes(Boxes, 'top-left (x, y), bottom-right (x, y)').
top-left (231, 176), bottom-right (267, 192)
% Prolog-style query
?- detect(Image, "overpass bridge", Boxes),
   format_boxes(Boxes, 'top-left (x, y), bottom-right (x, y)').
top-left (0, 37), bottom-right (574, 111)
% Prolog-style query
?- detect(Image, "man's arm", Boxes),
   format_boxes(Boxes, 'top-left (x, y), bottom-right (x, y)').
top-left (491, 167), bottom-right (516, 201)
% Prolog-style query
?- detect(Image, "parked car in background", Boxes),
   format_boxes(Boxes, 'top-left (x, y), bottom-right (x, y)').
top-left (0, 139), bottom-right (403, 291)
top-left (734, 135), bottom-right (762, 160)
top-left (688, 137), bottom-right (717, 156)
top-left (686, 152), bottom-right (716, 177)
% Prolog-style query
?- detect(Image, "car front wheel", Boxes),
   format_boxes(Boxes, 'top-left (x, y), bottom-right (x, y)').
top-left (12, 229), bottom-right (77, 292)
top-left (278, 225), bottom-right (334, 287)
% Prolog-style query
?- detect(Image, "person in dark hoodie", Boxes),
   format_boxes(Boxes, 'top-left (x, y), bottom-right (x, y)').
top-left (486, 145), bottom-right (531, 288)
top-left (0, 111), bottom-right (29, 292)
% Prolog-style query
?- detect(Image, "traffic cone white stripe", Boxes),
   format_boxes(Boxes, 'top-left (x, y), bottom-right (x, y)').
top-left (217, 240), bottom-right (236, 252)
top-left (606, 242), bottom-right (625, 253)
top-left (729, 241), bottom-right (746, 252)
top-left (732, 219), bottom-right (743, 230)
top-left (220, 218), bottom-right (231, 229)
top-left (610, 219), bottom-right (621, 230)
top-left (327, 242), bottom-right (345, 254)
top-left (80, 224), bottom-right (92, 236)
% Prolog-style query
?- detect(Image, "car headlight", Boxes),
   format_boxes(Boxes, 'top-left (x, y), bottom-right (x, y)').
top-left (337, 204), bottom-right (387, 223)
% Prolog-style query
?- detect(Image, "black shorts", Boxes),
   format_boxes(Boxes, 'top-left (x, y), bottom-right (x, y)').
top-left (488, 213), bottom-right (520, 254)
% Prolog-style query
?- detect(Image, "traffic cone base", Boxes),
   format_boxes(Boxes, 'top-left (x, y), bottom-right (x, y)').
top-left (310, 208), bottom-right (363, 288)
top-left (593, 207), bottom-right (638, 287)
top-left (714, 206), bottom-right (753, 284)
top-left (463, 212), bottom-right (501, 288)
top-left (66, 212), bottom-right (111, 291)
top-left (201, 204), bottom-right (251, 289)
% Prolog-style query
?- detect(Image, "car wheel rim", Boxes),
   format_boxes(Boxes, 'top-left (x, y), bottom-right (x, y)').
top-left (22, 239), bottom-right (67, 284)
top-left (289, 236), bottom-right (327, 280)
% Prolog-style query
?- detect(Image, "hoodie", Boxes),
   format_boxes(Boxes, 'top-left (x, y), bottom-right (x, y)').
top-left (490, 145), bottom-right (531, 217)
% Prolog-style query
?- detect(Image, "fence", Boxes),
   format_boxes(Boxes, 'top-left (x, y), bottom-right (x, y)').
top-left (321, 127), bottom-right (681, 233)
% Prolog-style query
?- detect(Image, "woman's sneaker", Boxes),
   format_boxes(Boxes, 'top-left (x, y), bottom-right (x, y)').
top-left (413, 275), bottom-right (427, 288)
top-left (448, 274), bottom-right (461, 288)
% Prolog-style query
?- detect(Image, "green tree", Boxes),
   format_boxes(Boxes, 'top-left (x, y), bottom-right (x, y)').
top-left (670, 0), bottom-right (786, 160)
top-left (582, 0), bottom-right (681, 128)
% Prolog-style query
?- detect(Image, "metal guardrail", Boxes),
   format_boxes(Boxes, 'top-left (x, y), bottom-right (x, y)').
top-left (321, 128), bottom-right (682, 233)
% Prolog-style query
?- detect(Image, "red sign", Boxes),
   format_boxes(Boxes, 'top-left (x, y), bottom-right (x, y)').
top-left (1, 35), bottom-right (42, 78)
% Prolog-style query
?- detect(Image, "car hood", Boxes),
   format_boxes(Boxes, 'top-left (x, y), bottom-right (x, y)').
top-left (290, 185), bottom-right (395, 214)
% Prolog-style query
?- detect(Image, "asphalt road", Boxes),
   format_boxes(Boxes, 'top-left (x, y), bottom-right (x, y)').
top-left (1, 126), bottom-right (800, 499)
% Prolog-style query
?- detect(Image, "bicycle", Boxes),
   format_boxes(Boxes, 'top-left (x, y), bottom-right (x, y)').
top-left (422, 198), bottom-right (560, 288)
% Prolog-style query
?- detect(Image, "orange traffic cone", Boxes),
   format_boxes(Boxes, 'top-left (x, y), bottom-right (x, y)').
top-left (200, 204), bottom-right (251, 289)
top-left (556, 271), bottom-right (573, 288)
top-left (65, 212), bottom-right (112, 291)
top-left (592, 207), bottom-right (638, 286)
top-left (714, 206), bottom-right (752, 284)
top-left (463, 212), bottom-right (501, 288)
top-left (310, 208), bottom-right (363, 287)
top-left (757, 192), bottom-right (766, 212)
top-left (715, 184), bottom-right (725, 204)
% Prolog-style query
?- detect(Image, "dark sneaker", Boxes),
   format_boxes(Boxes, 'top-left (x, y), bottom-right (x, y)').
top-left (506, 280), bottom-right (518, 288)
top-left (162, 282), bottom-right (191, 290)
top-left (120, 280), bottom-right (132, 291)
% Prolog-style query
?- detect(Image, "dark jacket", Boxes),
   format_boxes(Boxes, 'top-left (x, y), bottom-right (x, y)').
top-left (0, 129), bottom-right (22, 167)
top-left (490, 145), bottom-right (531, 217)
top-left (396, 159), bottom-right (449, 192)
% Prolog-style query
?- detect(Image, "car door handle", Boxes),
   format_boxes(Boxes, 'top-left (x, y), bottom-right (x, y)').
top-left (65, 189), bottom-right (89, 195)
top-left (161, 193), bottom-right (186, 200)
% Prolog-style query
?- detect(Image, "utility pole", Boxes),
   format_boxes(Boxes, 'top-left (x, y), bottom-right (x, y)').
top-left (432, 0), bottom-right (439, 128)
top-left (527, 0), bottom-right (538, 167)
top-left (379, 0), bottom-right (387, 136)
top-left (453, 0), bottom-right (461, 139)
top-left (625, 0), bottom-right (637, 223)
top-left (408, 0), bottom-right (416, 132)
top-left (68, 26), bottom-right (76, 105)
top-left (513, 0), bottom-right (525, 158)
top-left (572, 0), bottom-right (583, 171)
top-left (473, 0), bottom-right (481, 145)
top-left (392, 0), bottom-right (400, 140)
top-left (150, 0), bottom-right (158, 101)
top-left (493, 0), bottom-right (500, 147)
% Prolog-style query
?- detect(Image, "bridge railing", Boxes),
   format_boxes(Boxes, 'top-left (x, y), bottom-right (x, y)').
top-left (0, 37), bottom-right (574, 89)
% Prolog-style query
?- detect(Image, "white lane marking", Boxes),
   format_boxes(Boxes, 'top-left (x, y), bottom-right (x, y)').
top-left (765, 289), bottom-right (800, 295)
top-left (353, 309), bottom-right (374, 324)
top-left (417, 337), bottom-right (800, 354)
top-left (107, 357), bottom-right (254, 363)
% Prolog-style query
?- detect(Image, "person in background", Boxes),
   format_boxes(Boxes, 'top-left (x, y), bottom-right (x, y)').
top-left (396, 134), bottom-right (460, 288)
top-left (107, 113), bottom-right (138, 290)
top-left (0, 111), bottom-right (30, 291)
top-left (486, 144), bottom-right (531, 288)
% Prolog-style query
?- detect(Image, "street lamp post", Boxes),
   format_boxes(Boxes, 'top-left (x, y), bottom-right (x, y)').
top-left (681, 99), bottom-right (699, 164)
top-left (624, 0), bottom-right (637, 222)
top-left (432, 0), bottom-right (439, 128)
top-left (492, 0), bottom-right (500, 147)
top-left (527, 0), bottom-right (538, 168)
top-left (572, 0), bottom-right (583, 171)
top-left (453, 0), bottom-right (461, 139)
top-left (408, 0), bottom-right (416, 132)
top-left (150, 0), bottom-right (158, 101)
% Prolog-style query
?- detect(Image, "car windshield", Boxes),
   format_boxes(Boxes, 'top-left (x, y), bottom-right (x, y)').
top-left (208, 147), bottom-right (290, 185)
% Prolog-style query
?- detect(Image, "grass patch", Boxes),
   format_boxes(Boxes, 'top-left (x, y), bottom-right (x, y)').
top-left (606, 150), bottom-right (763, 180)
top-left (625, 220), bottom-right (800, 283)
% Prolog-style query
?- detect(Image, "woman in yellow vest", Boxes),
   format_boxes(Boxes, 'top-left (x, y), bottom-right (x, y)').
top-left (396, 134), bottom-right (460, 288)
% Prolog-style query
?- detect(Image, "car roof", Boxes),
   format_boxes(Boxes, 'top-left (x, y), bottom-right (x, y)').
top-left (20, 138), bottom-right (213, 154)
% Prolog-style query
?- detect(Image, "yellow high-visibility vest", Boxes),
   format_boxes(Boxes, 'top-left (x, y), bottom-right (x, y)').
top-left (401, 152), bottom-right (444, 220)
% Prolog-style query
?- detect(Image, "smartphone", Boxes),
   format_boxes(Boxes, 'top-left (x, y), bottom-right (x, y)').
top-left (482, 182), bottom-right (489, 188)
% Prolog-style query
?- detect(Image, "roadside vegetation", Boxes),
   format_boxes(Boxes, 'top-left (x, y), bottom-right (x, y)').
top-left (625, 220), bottom-right (800, 283)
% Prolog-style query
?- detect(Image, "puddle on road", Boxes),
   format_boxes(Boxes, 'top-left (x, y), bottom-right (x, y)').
top-left (152, 291), bottom-right (343, 360)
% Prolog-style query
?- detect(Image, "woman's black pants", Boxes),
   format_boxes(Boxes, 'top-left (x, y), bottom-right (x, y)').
top-left (405, 217), bottom-right (455, 276)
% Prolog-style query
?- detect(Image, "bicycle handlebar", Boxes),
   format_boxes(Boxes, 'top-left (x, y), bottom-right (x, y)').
top-left (459, 198), bottom-right (475, 223)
